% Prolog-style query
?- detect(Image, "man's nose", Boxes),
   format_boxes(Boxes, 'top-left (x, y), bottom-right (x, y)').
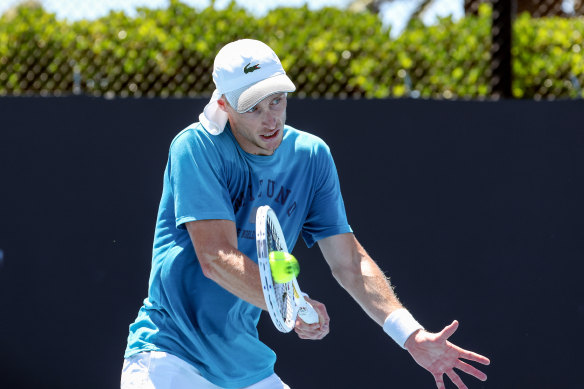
top-left (263, 110), bottom-right (277, 128)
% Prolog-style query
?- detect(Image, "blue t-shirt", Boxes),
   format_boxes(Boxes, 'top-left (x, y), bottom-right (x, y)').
top-left (125, 122), bottom-right (352, 388)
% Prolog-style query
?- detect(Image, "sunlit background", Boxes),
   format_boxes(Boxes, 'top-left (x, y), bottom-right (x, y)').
top-left (1, 0), bottom-right (583, 99)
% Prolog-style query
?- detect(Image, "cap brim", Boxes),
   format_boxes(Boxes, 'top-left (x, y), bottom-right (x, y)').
top-left (226, 73), bottom-right (296, 113)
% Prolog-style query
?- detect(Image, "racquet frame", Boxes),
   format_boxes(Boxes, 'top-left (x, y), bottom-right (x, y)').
top-left (255, 205), bottom-right (318, 332)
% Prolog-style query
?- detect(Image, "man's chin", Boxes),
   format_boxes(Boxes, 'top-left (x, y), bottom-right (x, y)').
top-left (259, 130), bottom-right (283, 153)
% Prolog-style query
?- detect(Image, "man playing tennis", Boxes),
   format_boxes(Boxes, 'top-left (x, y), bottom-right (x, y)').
top-left (122, 39), bottom-right (490, 389)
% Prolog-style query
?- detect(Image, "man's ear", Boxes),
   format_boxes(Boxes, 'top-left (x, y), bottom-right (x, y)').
top-left (217, 97), bottom-right (228, 112)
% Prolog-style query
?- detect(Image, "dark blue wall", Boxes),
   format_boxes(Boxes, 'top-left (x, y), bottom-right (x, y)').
top-left (0, 97), bottom-right (582, 388)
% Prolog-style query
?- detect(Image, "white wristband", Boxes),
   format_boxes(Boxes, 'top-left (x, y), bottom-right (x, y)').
top-left (383, 308), bottom-right (424, 349)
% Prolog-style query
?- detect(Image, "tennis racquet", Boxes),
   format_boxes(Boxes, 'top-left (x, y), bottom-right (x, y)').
top-left (255, 205), bottom-right (319, 332)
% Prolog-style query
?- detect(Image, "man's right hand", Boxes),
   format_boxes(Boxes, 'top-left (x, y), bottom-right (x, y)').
top-left (294, 297), bottom-right (330, 340)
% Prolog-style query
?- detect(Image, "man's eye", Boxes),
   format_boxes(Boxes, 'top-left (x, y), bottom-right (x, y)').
top-left (272, 98), bottom-right (281, 105)
top-left (246, 106), bottom-right (258, 113)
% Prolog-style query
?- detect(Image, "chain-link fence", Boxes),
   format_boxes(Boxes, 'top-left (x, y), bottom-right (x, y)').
top-left (0, 0), bottom-right (583, 99)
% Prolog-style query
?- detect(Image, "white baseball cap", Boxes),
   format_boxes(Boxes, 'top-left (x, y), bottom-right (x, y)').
top-left (199, 39), bottom-right (296, 135)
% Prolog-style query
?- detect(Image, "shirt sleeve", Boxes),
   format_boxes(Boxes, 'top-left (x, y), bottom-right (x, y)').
top-left (168, 129), bottom-right (235, 229)
top-left (301, 142), bottom-right (352, 247)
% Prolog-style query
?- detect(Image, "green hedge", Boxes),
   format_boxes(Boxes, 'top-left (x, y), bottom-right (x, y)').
top-left (513, 10), bottom-right (584, 98)
top-left (0, 1), bottom-right (583, 99)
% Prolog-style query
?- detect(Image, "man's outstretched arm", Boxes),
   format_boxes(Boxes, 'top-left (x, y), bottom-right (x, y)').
top-left (317, 232), bottom-right (490, 389)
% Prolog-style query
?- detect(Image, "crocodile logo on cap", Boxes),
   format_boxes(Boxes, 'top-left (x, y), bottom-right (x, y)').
top-left (244, 63), bottom-right (261, 74)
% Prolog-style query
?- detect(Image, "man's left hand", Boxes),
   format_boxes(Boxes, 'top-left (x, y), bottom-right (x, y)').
top-left (405, 320), bottom-right (490, 389)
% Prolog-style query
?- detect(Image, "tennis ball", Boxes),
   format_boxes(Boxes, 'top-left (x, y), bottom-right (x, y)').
top-left (269, 251), bottom-right (300, 283)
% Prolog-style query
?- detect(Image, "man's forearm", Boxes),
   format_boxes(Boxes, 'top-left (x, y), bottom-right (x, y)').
top-left (325, 236), bottom-right (422, 347)
top-left (200, 247), bottom-right (268, 310)
top-left (186, 220), bottom-right (267, 310)
top-left (337, 256), bottom-right (403, 325)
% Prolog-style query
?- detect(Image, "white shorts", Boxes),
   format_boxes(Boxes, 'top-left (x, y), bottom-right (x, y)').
top-left (121, 351), bottom-right (291, 389)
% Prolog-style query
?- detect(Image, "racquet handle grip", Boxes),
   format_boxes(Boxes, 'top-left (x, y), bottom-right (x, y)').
top-left (298, 301), bottom-right (319, 324)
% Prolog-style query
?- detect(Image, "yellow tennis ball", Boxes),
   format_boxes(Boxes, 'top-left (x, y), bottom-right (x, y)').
top-left (269, 251), bottom-right (300, 283)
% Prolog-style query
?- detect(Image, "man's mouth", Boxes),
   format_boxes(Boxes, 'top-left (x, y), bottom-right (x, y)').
top-left (261, 129), bottom-right (279, 139)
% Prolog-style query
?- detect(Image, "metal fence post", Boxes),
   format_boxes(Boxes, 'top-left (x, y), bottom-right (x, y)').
top-left (490, 0), bottom-right (515, 98)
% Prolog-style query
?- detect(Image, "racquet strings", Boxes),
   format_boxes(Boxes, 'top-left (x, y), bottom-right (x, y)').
top-left (266, 216), bottom-right (295, 325)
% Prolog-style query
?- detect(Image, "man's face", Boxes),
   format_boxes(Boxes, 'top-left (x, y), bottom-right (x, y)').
top-left (220, 93), bottom-right (287, 156)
